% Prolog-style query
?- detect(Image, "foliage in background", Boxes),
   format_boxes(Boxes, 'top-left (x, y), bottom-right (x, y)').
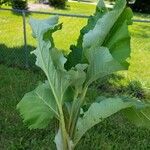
top-left (0, 0), bottom-right (11, 6)
top-left (128, 0), bottom-right (150, 14)
top-left (48, 0), bottom-right (67, 9)
top-left (16, 0), bottom-right (150, 150)
top-left (11, 0), bottom-right (28, 10)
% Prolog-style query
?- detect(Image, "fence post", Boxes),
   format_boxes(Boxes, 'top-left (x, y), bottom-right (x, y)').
top-left (22, 10), bottom-right (29, 68)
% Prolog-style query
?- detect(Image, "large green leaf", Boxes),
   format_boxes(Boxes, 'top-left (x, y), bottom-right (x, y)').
top-left (29, 16), bottom-right (59, 38)
top-left (65, 0), bottom-right (108, 69)
top-left (83, 0), bottom-right (133, 69)
top-left (66, 0), bottom-right (132, 74)
top-left (69, 64), bottom-right (88, 91)
top-left (17, 81), bottom-right (58, 129)
top-left (74, 96), bottom-right (150, 144)
top-left (30, 16), bottom-right (71, 104)
top-left (18, 16), bottom-right (89, 130)
top-left (123, 105), bottom-right (150, 128)
top-left (86, 46), bottom-right (124, 85)
top-left (83, 0), bottom-right (126, 50)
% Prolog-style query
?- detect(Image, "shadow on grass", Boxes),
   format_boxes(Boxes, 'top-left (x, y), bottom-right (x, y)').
top-left (0, 44), bottom-right (36, 69)
top-left (89, 74), bottom-right (149, 100)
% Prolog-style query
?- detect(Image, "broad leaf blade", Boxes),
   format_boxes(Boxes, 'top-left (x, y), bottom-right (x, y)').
top-left (30, 17), bottom-right (71, 103)
top-left (66, 0), bottom-right (133, 77)
top-left (69, 64), bottom-right (88, 91)
top-left (103, 7), bottom-right (133, 67)
top-left (74, 97), bottom-right (150, 144)
top-left (29, 16), bottom-right (59, 38)
top-left (83, 0), bottom-right (126, 50)
top-left (17, 81), bottom-right (58, 129)
top-left (86, 46), bottom-right (124, 85)
top-left (65, 0), bottom-right (108, 69)
top-left (83, 0), bottom-right (133, 69)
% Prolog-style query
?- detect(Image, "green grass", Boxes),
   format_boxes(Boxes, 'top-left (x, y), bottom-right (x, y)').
top-left (0, 2), bottom-right (92, 67)
top-left (0, 2), bottom-right (96, 15)
top-left (0, 2), bottom-right (150, 149)
top-left (1, 65), bottom-right (150, 150)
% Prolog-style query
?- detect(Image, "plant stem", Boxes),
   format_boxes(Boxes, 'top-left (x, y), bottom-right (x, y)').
top-left (68, 87), bottom-right (88, 139)
top-left (59, 107), bottom-right (69, 150)
top-left (55, 105), bottom-right (74, 150)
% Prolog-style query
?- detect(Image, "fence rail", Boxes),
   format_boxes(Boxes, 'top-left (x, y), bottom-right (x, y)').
top-left (0, 8), bottom-right (150, 69)
top-left (0, 8), bottom-right (90, 18)
top-left (1, 8), bottom-right (150, 21)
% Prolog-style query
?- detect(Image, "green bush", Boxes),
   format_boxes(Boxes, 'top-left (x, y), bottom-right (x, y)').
top-left (11, 0), bottom-right (28, 10)
top-left (129, 0), bottom-right (150, 14)
top-left (48, 0), bottom-right (67, 8)
top-left (0, 0), bottom-right (11, 6)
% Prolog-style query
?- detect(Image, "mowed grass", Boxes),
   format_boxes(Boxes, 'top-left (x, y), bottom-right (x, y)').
top-left (1, 65), bottom-right (150, 150)
top-left (0, 3), bottom-right (90, 66)
top-left (0, 2), bottom-right (93, 49)
top-left (0, 2), bottom-right (150, 150)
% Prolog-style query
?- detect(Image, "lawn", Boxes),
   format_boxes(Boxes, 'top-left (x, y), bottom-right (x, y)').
top-left (0, 1), bottom-right (150, 150)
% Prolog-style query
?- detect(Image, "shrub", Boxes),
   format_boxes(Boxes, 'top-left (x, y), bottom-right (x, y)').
top-left (128, 0), bottom-right (150, 13)
top-left (11, 0), bottom-right (28, 10)
top-left (0, 0), bottom-right (11, 6)
top-left (48, 0), bottom-right (67, 8)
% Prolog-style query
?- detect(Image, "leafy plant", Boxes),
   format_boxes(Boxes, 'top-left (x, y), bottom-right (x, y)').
top-left (11, 0), bottom-right (28, 10)
top-left (48, 0), bottom-right (67, 9)
top-left (17, 0), bottom-right (150, 149)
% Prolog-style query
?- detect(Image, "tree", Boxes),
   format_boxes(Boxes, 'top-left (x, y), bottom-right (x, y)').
top-left (128, 0), bottom-right (150, 13)
top-left (0, 0), bottom-right (28, 10)
top-left (11, 0), bottom-right (28, 10)
top-left (48, 0), bottom-right (67, 8)
top-left (0, 0), bottom-right (11, 6)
